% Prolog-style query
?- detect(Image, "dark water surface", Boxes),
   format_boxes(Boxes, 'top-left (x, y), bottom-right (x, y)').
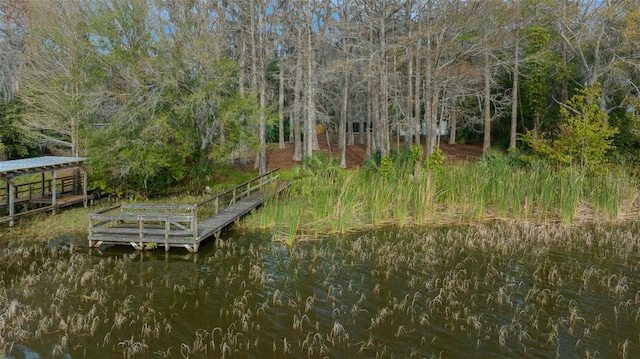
top-left (1, 222), bottom-right (639, 358)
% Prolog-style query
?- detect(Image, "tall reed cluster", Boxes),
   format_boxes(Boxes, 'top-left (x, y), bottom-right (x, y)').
top-left (246, 154), bottom-right (638, 240)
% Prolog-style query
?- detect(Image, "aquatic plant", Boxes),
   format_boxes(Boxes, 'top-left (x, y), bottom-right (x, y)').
top-left (2, 222), bottom-right (640, 357)
top-left (244, 157), bottom-right (638, 239)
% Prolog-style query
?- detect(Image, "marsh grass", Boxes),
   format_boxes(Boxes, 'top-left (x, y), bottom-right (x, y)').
top-left (243, 156), bottom-right (639, 239)
top-left (2, 216), bottom-right (640, 358)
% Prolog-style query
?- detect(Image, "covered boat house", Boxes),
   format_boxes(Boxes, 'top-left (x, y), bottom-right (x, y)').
top-left (0, 156), bottom-right (89, 226)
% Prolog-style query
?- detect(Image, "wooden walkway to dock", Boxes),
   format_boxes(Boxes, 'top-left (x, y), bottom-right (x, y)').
top-left (88, 169), bottom-right (288, 252)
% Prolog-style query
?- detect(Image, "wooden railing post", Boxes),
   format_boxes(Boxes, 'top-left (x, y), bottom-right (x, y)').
top-left (164, 218), bottom-right (170, 252)
top-left (138, 217), bottom-right (144, 245)
top-left (88, 215), bottom-right (94, 247)
top-left (192, 207), bottom-right (198, 243)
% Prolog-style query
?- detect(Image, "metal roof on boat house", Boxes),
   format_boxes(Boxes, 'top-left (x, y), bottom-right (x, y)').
top-left (0, 156), bottom-right (86, 179)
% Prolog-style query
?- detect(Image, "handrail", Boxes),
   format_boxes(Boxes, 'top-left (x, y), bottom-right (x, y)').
top-left (121, 203), bottom-right (196, 211)
top-left (196, 168), bottom-right (280, 207)
top-left (0, 175), bottom-right (76, 201)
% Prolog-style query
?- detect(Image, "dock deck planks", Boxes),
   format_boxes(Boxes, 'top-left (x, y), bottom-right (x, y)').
top-left (196, 192), bottom-right (263, 241)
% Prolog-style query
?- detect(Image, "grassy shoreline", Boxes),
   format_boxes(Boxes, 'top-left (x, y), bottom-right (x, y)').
top-left (2, 159), bottom-right (638, 244)
top-left (242, 159), bottom-right (639, 242)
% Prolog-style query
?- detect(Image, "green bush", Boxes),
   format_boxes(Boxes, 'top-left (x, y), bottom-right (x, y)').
top-left (521, 84), bottom-right (618, 174)
top-left (423, 148), bottom-right (445, 174)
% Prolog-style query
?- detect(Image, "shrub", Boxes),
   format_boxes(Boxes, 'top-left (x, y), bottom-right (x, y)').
top-left (521, 84), bottom-right (618, 174)
top-left (424, 148), bottom-right (445, 174)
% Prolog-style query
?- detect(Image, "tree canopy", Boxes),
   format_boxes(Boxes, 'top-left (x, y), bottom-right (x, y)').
top-left (1, 0), bottom-right (639, 194)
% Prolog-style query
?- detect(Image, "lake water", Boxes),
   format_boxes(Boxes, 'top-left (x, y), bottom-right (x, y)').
top-left (1, 222), bottom-right (639, 358)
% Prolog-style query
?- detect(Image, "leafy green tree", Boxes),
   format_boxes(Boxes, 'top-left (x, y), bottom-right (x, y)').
top-left (83, 0), bottom-right (259, 195)
top-left (522, 84), bottom-right (618, 173)
top-left (521, 25), bottom-right (552, 135)
top-left (88, 113), bottom-right (193, 196)
top-left (0, 100), bottom-right (39, 160)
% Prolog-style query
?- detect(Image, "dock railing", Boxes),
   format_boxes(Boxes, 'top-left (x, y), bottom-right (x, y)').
top-left (194, 168), bottom-right (281, 222)
top-left (1, 175), bottom-right (76, 205)
top-left (88, 203), bottom-right (197, 251)
top-left (88, 169), bottom-right (281, 251)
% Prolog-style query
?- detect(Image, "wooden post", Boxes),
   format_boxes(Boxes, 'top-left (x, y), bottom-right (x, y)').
top-left (51, 170), bottom-right (57, 214)
top-left (82, 169), bottom-right (88, 207)
top-left (214, 197), bottom-right (219, 214)
top-left (193, 214), bottom-right (198, 244)
top-left (40, 173), bottom-right (45, 197)
top-left (4, 182), bottom-right (8, 216)
top-left (88, 215), bottom-right (94, 247)
top-left (165, 218), bottom-right (170, 252)
top-left (8, 183), bottom-right (14, 227)
top-left (138, 216), bottom-right (144, 250)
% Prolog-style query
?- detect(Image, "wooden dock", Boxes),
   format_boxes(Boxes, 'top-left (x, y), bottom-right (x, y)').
top-left (88, 169), bottom-right (288, 252)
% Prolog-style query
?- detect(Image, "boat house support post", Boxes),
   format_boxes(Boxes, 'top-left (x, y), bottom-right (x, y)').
top-left (51, 170), bottom-right (57, 214)
top-left (82, 168), bottom-right (88, 207)
top-left (8, 182), bottom-right (14, 226)
top-left (4, 182), bottom-right (8, 216)
top-left (40, 173), bottom-right (45, 197)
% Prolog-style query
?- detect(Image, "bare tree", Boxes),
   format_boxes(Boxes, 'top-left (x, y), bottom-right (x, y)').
top-left (549, 0), bottom-right (640, 113)
top-left (20, 0), bottom-right (99, 156)
top-left (0, 0), bottom-right (26, 104)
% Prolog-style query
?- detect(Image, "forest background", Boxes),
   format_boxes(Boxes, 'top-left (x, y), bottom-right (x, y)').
top-left (1, 0), bottom-right (640, 198)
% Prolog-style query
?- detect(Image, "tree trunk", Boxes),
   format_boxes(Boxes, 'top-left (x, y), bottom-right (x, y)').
top-left (379, 14), bottom-right (389, 157)
top-left (278, 47), bottom-right (285, 149)
top-left (250, 0), bottom-right (260, 170)
top-left (426, 86), bottom-right (438, 156)
top-left (560, 0), bottom-right (569, 103)
top-left (406, 46), bottom-right (414, 150)
top-left (414, 48), bottom-right (421, 151)
top-left (340, 71), bottom-right (349, 168)
top-left (304, 0), bottom-right (315, 158)
top-left (257, 0), bottom-right (267, 174)
top-left (483, 49), bottom-right (491, 156)
top-left (239, 40), bottom-right (246, 96)
top-left (405, 0), bottom-right (414, 150)
top-left (366, 83), bottom-right (373, 158)
top-left (510, 27), bottom-right (519, 150)
top-left (449, 110), bottom-right (457, 144)
top-left (359, 110), bottom-right (365, 145)
top-left (424, 51), bottom-right (434, 157)
top-left (258, 88), bottom-right (267, 174)
top-left (292, 26), bottom-right (303, 161)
